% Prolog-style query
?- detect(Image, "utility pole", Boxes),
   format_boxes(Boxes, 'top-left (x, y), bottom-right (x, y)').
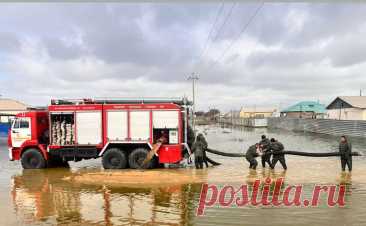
top-left (188, 73), bottom-right (199, 131)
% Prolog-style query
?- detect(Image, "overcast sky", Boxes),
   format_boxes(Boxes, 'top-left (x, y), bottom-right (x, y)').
top-left (1, 3), bottom-right (366, 111)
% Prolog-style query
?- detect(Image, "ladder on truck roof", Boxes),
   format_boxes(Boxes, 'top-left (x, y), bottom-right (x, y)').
top-left (51, 97), bottom-right (192, 106)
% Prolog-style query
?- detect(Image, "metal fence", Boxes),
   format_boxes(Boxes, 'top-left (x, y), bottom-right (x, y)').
top-left (219, 118), bottom-right (268, 127)
top-left (268, 117), bottom-right (366, 137)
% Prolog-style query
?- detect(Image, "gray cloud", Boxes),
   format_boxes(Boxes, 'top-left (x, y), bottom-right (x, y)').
top-left (245, 48), bottom-right (324, 68)
top-left (326, 33), bottom-right (366, 67)
top-left (0, 3), bottom-right (366, 112)
top-left (0, 32), bottom-right (20, 52)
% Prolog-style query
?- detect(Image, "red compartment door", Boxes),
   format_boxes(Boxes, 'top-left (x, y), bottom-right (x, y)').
top-left (158, 144), bottom-right (182, 164)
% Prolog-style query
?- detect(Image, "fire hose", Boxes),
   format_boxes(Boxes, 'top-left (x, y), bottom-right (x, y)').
top-left (205, 156), bottom-right (221, 166)
top-left (206, 148), bottom-right (361, 158)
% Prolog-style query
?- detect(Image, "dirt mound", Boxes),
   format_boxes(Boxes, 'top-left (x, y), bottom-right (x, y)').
top-left (64, 169), bottom-right (207, 188)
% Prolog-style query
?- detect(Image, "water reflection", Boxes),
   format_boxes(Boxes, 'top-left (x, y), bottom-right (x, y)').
top-left (11, 169), bottom-right (202, 225)
top-left (338, 171), bottom-right (352, 185)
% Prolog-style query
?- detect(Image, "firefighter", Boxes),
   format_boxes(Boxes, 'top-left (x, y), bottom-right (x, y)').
top-left (339, 135), bottom-right (352, 172)
top-left (192, 134), bottom-right (206, 169)
top-left (197, 133), bottom-right (209, 168)
top-left (157, 130), bottom-right (168, 144)
top-left (187, 125), bottom-right (196, 149)
top-left (183, 125), bottom-right (196, 164)
top-left (149, 130), bottom-right (168, 159)
top-left (259, 135), bottom-right (271, 168)
top-left (270, 138), bottom-right (287, 170)
top-left (245, 143), bottom-right (261, 170)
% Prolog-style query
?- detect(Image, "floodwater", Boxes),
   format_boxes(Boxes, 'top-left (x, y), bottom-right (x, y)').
top-left (1, 125), bottom-right (366, 226)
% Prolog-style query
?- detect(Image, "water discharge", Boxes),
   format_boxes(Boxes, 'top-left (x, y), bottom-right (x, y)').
top-left (1, 125), bottom-right (366, 225)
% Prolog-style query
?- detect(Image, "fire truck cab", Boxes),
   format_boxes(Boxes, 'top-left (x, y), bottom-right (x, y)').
top-left (8, 98), bottom-right (193, 169)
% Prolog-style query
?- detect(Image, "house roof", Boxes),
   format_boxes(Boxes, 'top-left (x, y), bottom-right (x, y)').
top-left (240, 107), bottom-right (276, 113)
top-left (327, 96), bottom-right (366, 109)
top-left (0, 98), bottom-right (28, 111)
top-left (281, 101), bottom-right (326, 114)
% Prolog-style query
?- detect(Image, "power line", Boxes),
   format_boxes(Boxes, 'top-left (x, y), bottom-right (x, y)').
top-left (195, 2), bottom-right (225, 64)
top-left (208, 2), bottom-right (264, 69)
top-left (210, 3), bottom-right (237, 45)
top-left (194, 3), bottom-right (237, 71)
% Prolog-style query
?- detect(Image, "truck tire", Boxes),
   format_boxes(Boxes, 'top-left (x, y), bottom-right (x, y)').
top-left (102, 148), bottom-right (127, 169)
top-left (21, 148), bottom-right (47, 169)
top-left (129, 148), bottom-right (154, 169)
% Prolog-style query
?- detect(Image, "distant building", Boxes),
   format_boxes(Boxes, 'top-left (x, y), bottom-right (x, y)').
top-left (0, 98), bottom-right (28, 115)
top-left (239, 107), bottom-right (277, 119)
top-left (326, 96), bottom-right (366, 120)
top-left (0, 98), bottom-right (28, 123)
top-left (223, 110), bottom-right (240, 119)
top-left (281, 101), bottom-right (326, 119)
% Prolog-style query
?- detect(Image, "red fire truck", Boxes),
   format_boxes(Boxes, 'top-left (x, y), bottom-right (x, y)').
top-left (8, 97), bottom-right (193, 169)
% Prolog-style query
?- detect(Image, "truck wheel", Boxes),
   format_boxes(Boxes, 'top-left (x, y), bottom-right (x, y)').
top-left (21, 148), bottom-right (47, 169)
top-left (129, 148), bottom-right (154, 169)
top-left (102, 148), bottom-right (127, 169)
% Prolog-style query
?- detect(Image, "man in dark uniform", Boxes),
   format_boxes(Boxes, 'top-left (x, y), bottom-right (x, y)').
top-left (197, 133), bottom-right (209, 168)
top-left (245, 143), bottom-right (261, 169)
top-left (270, 138), bottom-right (287, 170)
top-left (157, 130), bottom-right (168, 144)
top-left (259, 135), bottom-right (271, 168)
top-left (187, 125), bottom-right (196, 149)
top-left (339, 135), bottom-right (352, 172)
top-left (192, 133), bottom-right (207, 169)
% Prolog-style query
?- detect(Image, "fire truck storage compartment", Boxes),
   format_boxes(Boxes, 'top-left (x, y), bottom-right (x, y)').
top-left (130, 111), bottom-right (150, 141)
top-left (50, 112), bottom-right (75, 145)
top-left (76, 111), bottom-right (102, 145)
top-left (153, 110), bottom-right (179, 144)
top-left (106, 110), bottom-right (128, 141)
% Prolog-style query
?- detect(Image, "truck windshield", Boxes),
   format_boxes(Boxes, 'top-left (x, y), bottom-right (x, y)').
top-left (20, 119), bottom-right (29, 128)
top-left (12, 118), bottom-right (20, 129)
top-left (12, 118), bottom-right (29, 129)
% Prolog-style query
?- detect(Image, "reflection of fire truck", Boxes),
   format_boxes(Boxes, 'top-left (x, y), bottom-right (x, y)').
top-left (8, 98), bottom-right (193, 169)
top-left (11, 170), bottom-right (197, 225)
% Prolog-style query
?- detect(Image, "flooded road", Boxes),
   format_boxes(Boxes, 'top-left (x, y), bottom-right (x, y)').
top-left (1, 125), bottom-right (366, 226)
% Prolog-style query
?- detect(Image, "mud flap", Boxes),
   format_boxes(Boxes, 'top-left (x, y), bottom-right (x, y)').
top-left (141, 143), bottom-right (162, 168)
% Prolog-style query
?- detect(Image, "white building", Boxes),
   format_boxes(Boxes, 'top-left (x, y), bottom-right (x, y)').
top-left (326, 96), bottom-right (366, 120)
top-left (0, 98), bottom-right (28, 123)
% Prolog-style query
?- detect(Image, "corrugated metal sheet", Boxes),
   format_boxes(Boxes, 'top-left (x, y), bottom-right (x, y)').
top-left (268, 118), bottom-right (366, 137)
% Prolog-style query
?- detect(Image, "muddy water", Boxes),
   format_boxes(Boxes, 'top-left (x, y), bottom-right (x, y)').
top-left (1, 125), bottom-right (366, 226)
